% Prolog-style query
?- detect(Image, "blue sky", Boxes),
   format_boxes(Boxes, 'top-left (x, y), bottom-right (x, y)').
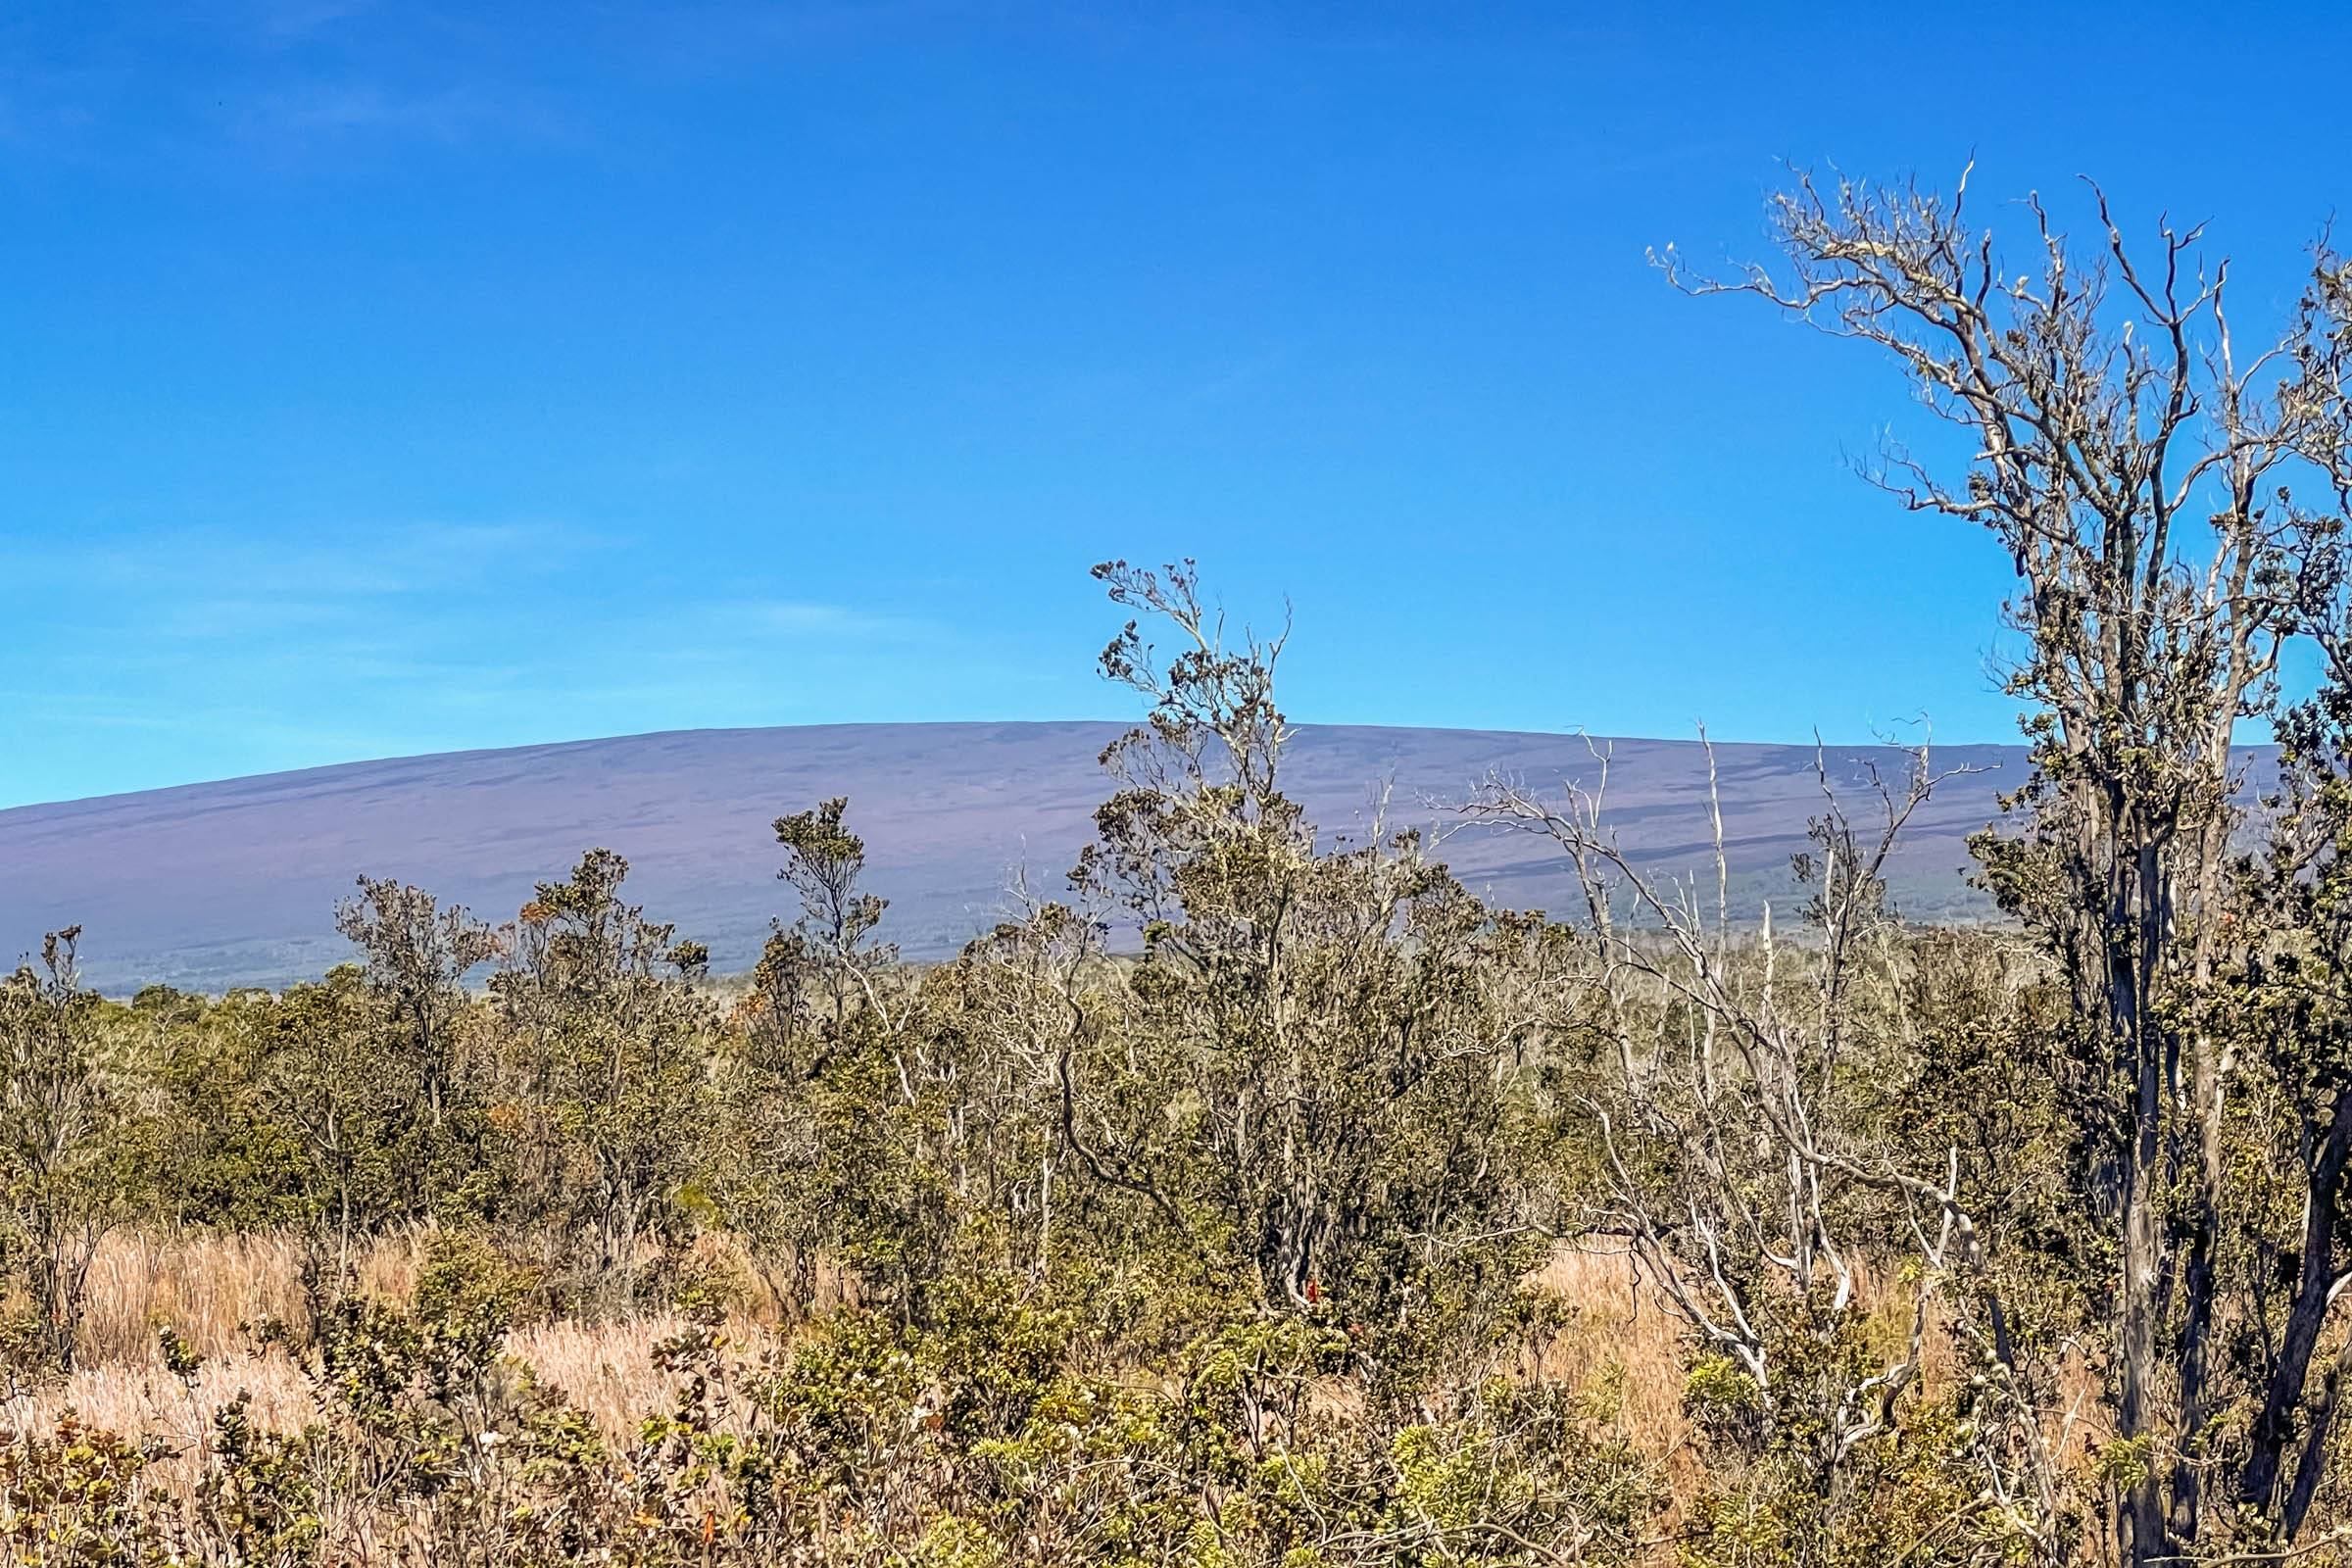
top-left (3, 1), bottom-right (2346, 806)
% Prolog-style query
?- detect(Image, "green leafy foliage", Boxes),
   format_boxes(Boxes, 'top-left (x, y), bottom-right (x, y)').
top-left (23, 553), bottom-right (2352, 1565)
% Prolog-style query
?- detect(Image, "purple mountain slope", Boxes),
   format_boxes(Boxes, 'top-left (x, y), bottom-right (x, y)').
top-left (0, 723), bottom-right (2029, 992)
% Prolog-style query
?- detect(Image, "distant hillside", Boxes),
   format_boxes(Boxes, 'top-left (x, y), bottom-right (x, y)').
top-left (0, 723), bottom-right (2032, 992)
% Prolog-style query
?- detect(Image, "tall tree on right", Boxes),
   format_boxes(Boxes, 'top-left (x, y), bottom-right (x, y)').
top-left (1668, 171), bottom-right (2352, 1562)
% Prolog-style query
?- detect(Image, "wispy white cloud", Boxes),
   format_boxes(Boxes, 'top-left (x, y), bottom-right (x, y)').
top-left (27, 518), bottom-right (602, 601)
top-left (580, 0), bottom-right (974, 80)
top-left (246, 0), bottom-right (379, 44)
top-left (226, 77), bottom-right (567, 150)
top-left (0, 2), bottom-right (578, 171)
top-left (1, 515), bottom-right (954, 778)
top-left (723, 599), bottom-right (929, 640)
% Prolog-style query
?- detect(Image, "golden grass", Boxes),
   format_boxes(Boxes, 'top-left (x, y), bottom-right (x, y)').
top-left (7, 1231), bottom-right (697, 1464)
top-left (1529, 1246), bottom-right (1692, 1459)
top-left (74, 1229), bottom-right (425, 1367)
top-left (24, 1228), bottom-right (2097, 1504)
top-left (19, 1233), bottom-right (1699, 1453)
top-left (10, 1233), bottom-right (1696, 1492)
top-left (0, 1227), bottom-right (2139, 1568)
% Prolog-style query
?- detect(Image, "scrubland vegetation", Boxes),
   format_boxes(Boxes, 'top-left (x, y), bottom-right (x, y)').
top-left (20, 172), bottom-right (2352, 1566)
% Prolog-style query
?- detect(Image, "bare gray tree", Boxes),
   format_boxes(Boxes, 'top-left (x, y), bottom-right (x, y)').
top-left (1662, 168), bottom-right (2350, 1561)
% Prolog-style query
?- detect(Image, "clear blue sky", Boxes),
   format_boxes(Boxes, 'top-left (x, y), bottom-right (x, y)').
top-left (4, 1), bottom-right (2345, 806)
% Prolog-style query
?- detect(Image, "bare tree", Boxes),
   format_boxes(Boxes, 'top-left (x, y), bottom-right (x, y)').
top-left (1472, 743), bottom-right (2064, 1559)
top-left (1663, 169), bottom-right (2345, 1560)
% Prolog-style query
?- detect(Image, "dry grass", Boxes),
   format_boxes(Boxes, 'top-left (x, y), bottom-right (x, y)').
top-left (1529, 1247), bottom-right (1691, 1458)
top-left (12, 1227), bottom-right (2130, 1566)
top-left (5, 1320), bottom-right (702, 1479)
top-left (37, 1232), bottom-right (2106, 1467)
top-left (7, 1231), bottom-right (707, 1464)
top-left (74, 1229), bottom-right (426, 1367)
top-left (8, 1230), bottom-right (1778, 1498)
top-left (1527, 1244), bottom-right (1703, 1526)
top-left (18, 1233), bottom-right (1706, 1450)
top-left (18, 1233), bottom-right (1708, 1475)
top-left (0, 1224), bottom-right (2155, 1568)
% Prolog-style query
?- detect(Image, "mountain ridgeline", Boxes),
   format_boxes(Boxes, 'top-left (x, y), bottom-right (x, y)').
top-left (0, 721), bottom-right (2026, 990)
